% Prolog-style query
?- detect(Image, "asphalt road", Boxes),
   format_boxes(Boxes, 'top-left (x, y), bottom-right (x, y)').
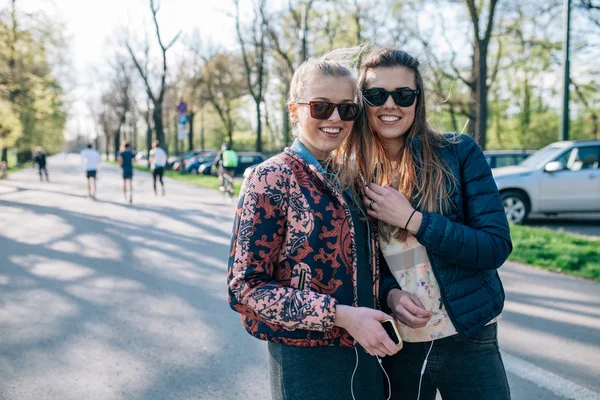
top-left (1, 155), bottom-right (599, 400)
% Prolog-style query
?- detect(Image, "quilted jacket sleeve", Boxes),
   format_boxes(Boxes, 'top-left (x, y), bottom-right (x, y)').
top-left (227, 160), bottom-right (338, 331)
top-left (414, 135), bottom-right (512, 270)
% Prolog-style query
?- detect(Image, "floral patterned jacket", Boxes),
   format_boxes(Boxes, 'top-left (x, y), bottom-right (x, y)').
top-left (227, 141), bottom-right (396, 347)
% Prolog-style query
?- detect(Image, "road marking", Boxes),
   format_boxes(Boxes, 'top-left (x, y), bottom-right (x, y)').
top-left (503, 352), bottom-right (600, 400)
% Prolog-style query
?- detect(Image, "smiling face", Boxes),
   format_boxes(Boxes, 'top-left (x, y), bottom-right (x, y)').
top-left (289, 74), bottom-right (356, 160)
top-left (364, 66), bottom-right (417, 151)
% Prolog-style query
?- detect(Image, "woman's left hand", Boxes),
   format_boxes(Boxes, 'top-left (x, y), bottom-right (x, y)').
top-left (364, 183), bottom-right (422, 234)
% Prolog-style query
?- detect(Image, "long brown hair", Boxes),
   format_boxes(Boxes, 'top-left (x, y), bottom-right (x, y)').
top-left (336, 47), bottom-right (456, 242)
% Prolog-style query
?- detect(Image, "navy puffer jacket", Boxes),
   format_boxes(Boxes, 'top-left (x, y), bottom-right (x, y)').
top-left (396, 133), bottom-right (512, 338)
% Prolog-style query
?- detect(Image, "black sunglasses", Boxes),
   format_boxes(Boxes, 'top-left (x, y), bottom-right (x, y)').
top-left (297, 101), bottom-right (360, 121)
top-left (362, 87), bottom-right (419, 107)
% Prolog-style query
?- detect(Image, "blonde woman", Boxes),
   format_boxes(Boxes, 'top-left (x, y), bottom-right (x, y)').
top-left (227, 53), bottom-right (401, 400)
top-left (339, 47), bottom-right (512, 399)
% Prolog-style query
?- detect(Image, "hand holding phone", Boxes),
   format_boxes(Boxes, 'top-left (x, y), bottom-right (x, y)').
top-left (381, 318), bottom-right (403, 346)
top-left (334, 306), bottom-right (401, 357)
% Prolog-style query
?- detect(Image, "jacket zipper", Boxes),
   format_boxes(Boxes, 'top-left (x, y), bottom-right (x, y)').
top-left (299, 270), bottom-right (307, 290)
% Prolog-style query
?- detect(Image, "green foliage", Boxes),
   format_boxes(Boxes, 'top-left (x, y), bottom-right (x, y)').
top-left (0, 11), bottom-right (67, 159)
top-left (0, 98), bottom-right (22, 148)
top-left (510, 225), bottom-right (600, 282)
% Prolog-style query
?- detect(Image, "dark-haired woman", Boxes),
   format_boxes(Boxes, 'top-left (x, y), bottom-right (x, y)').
top-left (346, 47), bottom-right (512, 400)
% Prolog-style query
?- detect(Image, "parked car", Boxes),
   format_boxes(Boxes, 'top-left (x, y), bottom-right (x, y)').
top-left (135, 152), bottom-right (148, 162)
top-left (170, 149), bottom-right (207, 171)
top-left (185, 151), bottom-right (218, 174)
top-left (197, 160), bottom-right (216, 175)
top-left (493, 140), bottom-right (600, 224)
top-left (483, 150), bottom-right (534, 169)
top-left (209, 152), bottom-right (267, 177)
top-left (234, 152), bottom-right (267, 176)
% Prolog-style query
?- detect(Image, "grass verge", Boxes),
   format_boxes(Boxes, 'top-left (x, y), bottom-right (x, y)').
top-left (129, 164), bottom-right (242, 195)
top-left (509, 224), bottom-right (600, 282)
top-left (4, 153), bottom-right (28, 175)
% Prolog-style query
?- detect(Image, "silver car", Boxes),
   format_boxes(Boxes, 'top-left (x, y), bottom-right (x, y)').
top-left (493, 140), bottom-right (600, 224)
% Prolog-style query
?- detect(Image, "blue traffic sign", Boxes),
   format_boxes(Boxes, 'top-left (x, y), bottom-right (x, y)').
top-left (177, 101), bottom-right (188, 114)
top-left (178, 114), bottom-right (188, 125)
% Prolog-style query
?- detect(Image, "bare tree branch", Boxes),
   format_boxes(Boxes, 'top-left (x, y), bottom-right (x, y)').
top-left (487, 40), bottom-right (502, 90)
top-left (126, 43), bottom-right (156, 104)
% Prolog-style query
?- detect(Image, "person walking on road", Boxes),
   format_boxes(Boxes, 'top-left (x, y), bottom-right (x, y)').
top-left (228, 52), bottom-right (402, 400)
top-left (80, 144), bottom-right (101, 200)
top-left (33, 147), bottom-right (49, 182)
top-left (353, 47), bottom-right (512, 400)
top-left (118, 141), bottom-right (136, 204)
top-left (149, 140), bottom-right (167, 196)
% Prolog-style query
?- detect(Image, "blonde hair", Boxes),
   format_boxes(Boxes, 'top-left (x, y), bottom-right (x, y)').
top-left (335, 47), bottom-right (457, 242)
top-left (287, 48), bottom-right (365, 141)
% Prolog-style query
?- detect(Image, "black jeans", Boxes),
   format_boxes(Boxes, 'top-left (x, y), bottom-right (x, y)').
top-left (38, 165), bottom-right (48, 181)
top-left (152, 167), bottom-right (164, 189)
top-left (383, 323), bottom-right (510, 400)
top-left (268, 342), bottom-right (385, 400)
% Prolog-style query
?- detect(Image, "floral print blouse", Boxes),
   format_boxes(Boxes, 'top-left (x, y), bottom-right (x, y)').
top-left (381, 232), bottom-right (499, 342)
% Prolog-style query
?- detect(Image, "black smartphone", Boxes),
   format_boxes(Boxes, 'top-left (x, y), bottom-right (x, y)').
top-left (381, 318), bottom-right (402, 345)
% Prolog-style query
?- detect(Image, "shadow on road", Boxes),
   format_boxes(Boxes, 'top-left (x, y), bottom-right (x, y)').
top-left (0, 171), bottom-right (266, 399)
top-left (500, 263), bottom-right (600, 393)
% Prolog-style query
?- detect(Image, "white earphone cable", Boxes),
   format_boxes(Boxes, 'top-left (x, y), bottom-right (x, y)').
top-left (352, 348), bottom-right (393, 400)
top-left (417, 340), bottom-right (435, 400)
top-left (351, 347), bottom-right (359, 400)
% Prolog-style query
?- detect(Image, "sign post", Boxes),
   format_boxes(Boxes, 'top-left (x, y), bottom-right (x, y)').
top-left (560, 0), bottom-right (571, 141)
top-left (177, 99), bottom-right (188, 174)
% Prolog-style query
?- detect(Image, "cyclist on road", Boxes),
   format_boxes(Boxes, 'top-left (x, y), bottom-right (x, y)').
top-left (215, 143), bottom-right (237, 189)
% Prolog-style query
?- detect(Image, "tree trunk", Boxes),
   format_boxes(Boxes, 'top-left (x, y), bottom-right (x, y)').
top-left (282, 80), bottom-right (291, 147)
top-left (283, 101), bottom-right (290, 147)
top-left (1, 148), bottom-right (7, 163)
top-left (105, 132), bottom-right (110, 160)
top-left (520, 75), bottom-right (531, 148)
top-left (175, 119), bottom-right (180, 157)
top-left (474, 42), bottom-right (488, 149)
top-left (188, 110), bottom-right (195, 151)
top-left (113, 128), bottom-right (121, 160)
top-left (153, 105), bottom-right (166, 155)
top-left (132, 115), bottom-right (138, 151)
top-left (468, 100), bottom-right (476, 137)
top-left (146, 111), bottom-right (152, 168)
top-left (448, 104), bottom-right (459, 133)
top-left (200, 107), bottom-right (205, 150)
top-left (256, 102), bottom-right (262, 152)
top-left (227, 117), bottom-right (234, 149)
